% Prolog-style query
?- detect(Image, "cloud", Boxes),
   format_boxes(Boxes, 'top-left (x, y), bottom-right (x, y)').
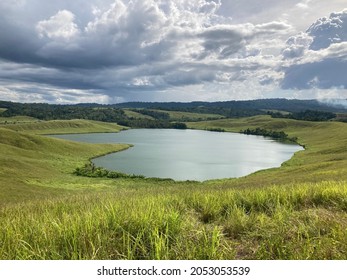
top-left (0, 0), bottom-right (345, 103)
top-left (307, 9), bottom-right (347, 50)
top-left (0, 0), bottom-right (293, 103)
top-left (282, 10), bottom-right (347, 90)
top-left (295, 0), bottom-right (312, 10)
top-left (197, 26), bottom-right (245, 59)
top-left (282, 32), bottom-right (313, 59)
top-left (282, 57), bottom-right (347, 90)
top-left (36, 10), bottom-right (80, 40)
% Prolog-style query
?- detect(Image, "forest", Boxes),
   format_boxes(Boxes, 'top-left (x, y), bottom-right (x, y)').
top-left (0, 99), bottom-right (345, 128)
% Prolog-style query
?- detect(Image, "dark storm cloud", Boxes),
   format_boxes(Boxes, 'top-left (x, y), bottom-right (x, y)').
top-left (282, 10), bottom-right (347, 90)
top-left (196, 21), bottom-right (291, 60)
top-left (1, 0), bottom-right (345, 103)
top-left (0, 1), bottom-right (174, 70)
top-left (2, 0), bottom-right (274, 100)
top-left (0, 16), bottom-right (40, 65)
top-left (197, 27), bottom-right (245, 59)
top-left (307, 10), bottom-right (347, 50)
top-left (282, 58), bottom-right (347, 89)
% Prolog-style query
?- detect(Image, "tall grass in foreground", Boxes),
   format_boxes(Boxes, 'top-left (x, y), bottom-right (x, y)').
top-left (1, 181), bottom-right (347, 260)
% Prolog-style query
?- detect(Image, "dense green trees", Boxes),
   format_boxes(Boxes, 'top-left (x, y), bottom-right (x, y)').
top-left (74, 163), bottom-right (145, 179)
top-left (0, 101), bottom-right (126, 122)
top-left (115, 99), bottom-right (345, 113)
top-left (268, 110), bottom-right (337, 121)
top-left (0, 101), bottom-right (186, 129)
top-left (0, 100), bottom-right (342, 130)
top-left (241, 128), bottom-right (298, 142)
top-left (131, 109), bottom-right (170, 120)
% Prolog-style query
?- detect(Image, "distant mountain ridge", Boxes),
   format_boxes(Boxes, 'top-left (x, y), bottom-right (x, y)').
top-left (1, 98), bottom-right (347, 128)
top-left (1, 98), bottom-right (347, 113)
top-left (113, 98), bottom-right (347, 113)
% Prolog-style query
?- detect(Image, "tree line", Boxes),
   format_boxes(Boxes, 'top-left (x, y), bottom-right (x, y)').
top-left (241, 127), bottom-right (298, 142)
top-left (268, 110), bottom-right (337, 121)
top-left (0, 101), bottom-right (187, 129)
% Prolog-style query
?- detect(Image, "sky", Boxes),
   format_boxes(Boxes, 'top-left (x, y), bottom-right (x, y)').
top-left (0, 0), bottom-right (347, 104)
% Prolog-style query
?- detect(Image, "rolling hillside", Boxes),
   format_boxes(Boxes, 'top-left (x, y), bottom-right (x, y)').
top-left (1, 119), bottom-right (127, 134)
top-left (1, 116), bottom-right (347, 259)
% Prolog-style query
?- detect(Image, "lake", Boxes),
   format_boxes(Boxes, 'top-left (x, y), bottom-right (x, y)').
top-left (51, 129), bottom-right (303, 181)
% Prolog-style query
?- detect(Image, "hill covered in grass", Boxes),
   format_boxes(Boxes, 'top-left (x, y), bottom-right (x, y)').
top-left (1, 119), bottom-right (126, 135)
top-left (1, 116), bottom-right (347, 259)
top-left (0, 127), bottom-right (130, 204)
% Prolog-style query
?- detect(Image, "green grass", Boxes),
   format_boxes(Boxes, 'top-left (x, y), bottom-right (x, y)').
top-left (123, 109), bottom-right (155, 120)
top-left (1, 181), bottom-right (347, 259)
top-left (188, 116), bottom-right (347, 180)
top-left (150, 109), bottom-right (225, 121)
top-left (0, 127), bottom-right (130, 204)
top-left (0, 115), bottom-right (38, 124)
top-left (123, 108), bottom-right (224, 121)
top-left (1, 116), bottom-right (347, 259)
top-left (1, 119), bottom-right (126, 134)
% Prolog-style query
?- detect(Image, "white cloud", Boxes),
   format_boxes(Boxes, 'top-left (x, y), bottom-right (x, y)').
top-left (282, 10), bottom-right (347, 90)
top-left (307, 9), bottom-right (347, 50)
top-left (0, 0), bottom-right (347, 103)
top-left (295, 0), bottom-right (311, 10)
top-left (282, 32), bottom-right (313, 59)
top-left (36, 10), bottom-right (80, 40)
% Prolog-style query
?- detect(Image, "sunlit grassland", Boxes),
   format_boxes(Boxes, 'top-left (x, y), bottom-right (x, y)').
top-left (123, 108), bottom-right (224, 121)
top-left (1, 181), bottom-right (347, 259)
top-left (149, 109), bottom-right (225, 121)
top-left (123, 109), bottom-right (155, 120)
top-left (1, 116), bottom-right (347, 259)
top-left (0, 115), bottom-right (38, 124)
top-left (188, 116), bottom-right (347, 184)
top-left (1, 119), bottom-right (126, 134)
top-left (0, 125), bottom-right (129, 204)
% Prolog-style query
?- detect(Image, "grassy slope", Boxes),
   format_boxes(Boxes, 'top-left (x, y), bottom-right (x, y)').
top-left (123, 108), bottom-right (224, 121)
top-left (123, 109), bottom-right (155, 120)
top-left (1, 119), bottom-right (127, 134)
top-left (0, 127), bottom-right (130, 204)
top-left (150, 109), bottom-right (224, 121)
top-left (1, 116), bottom-right (347, 259)
top-left (188, 116), bottom-right (347, 184)
top-left (0, 115), bottom-right (38, 124)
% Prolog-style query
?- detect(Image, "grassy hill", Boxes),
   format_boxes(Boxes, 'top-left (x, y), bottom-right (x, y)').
top-left (1, 119), bottom-right (127, 134)
top-left (150, 109), bottom-right (224, 121)
top-left (1, 116), bottom-right (347, 259)
top-left (0, 115), bottom-right (38, 124)
top-left (123, 109), bottom-right (155, 120)
top-left (188, 116), bottom-right (347, 184)
top-left (123, 108), bottom-right (224, 121)
top-left (0, 127), bottom-right (130, 204)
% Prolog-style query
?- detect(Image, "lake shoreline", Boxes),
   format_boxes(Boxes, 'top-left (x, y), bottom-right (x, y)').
top-left (51, 128), bottom-right (303, 181)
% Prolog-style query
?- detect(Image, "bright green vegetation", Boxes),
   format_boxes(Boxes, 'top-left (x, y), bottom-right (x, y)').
top-left (1, 116), bottom-right (347, 259)
top-left (123, 109), bottom-right (155, 120)
top-left (123, 108), bottom-right (224, 121)
top-left (240, 127), bottom-right (297, 142)
top-left (0, 127), bottom-right (130, 205)
top-left (0, 115), bottom-right (38, 124)
top-left (149, 109), bottom-right (224, 121)
top-left (269, 110), bottom-right (337, 122)
top-left (74, 162), bottom-right (146, 179)
top-left (2, 181), bottom-right (347, 260)
top-left (188, 116), bottom-right (347, 184)
top-left (1, 119), bottom-right (126, 135)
